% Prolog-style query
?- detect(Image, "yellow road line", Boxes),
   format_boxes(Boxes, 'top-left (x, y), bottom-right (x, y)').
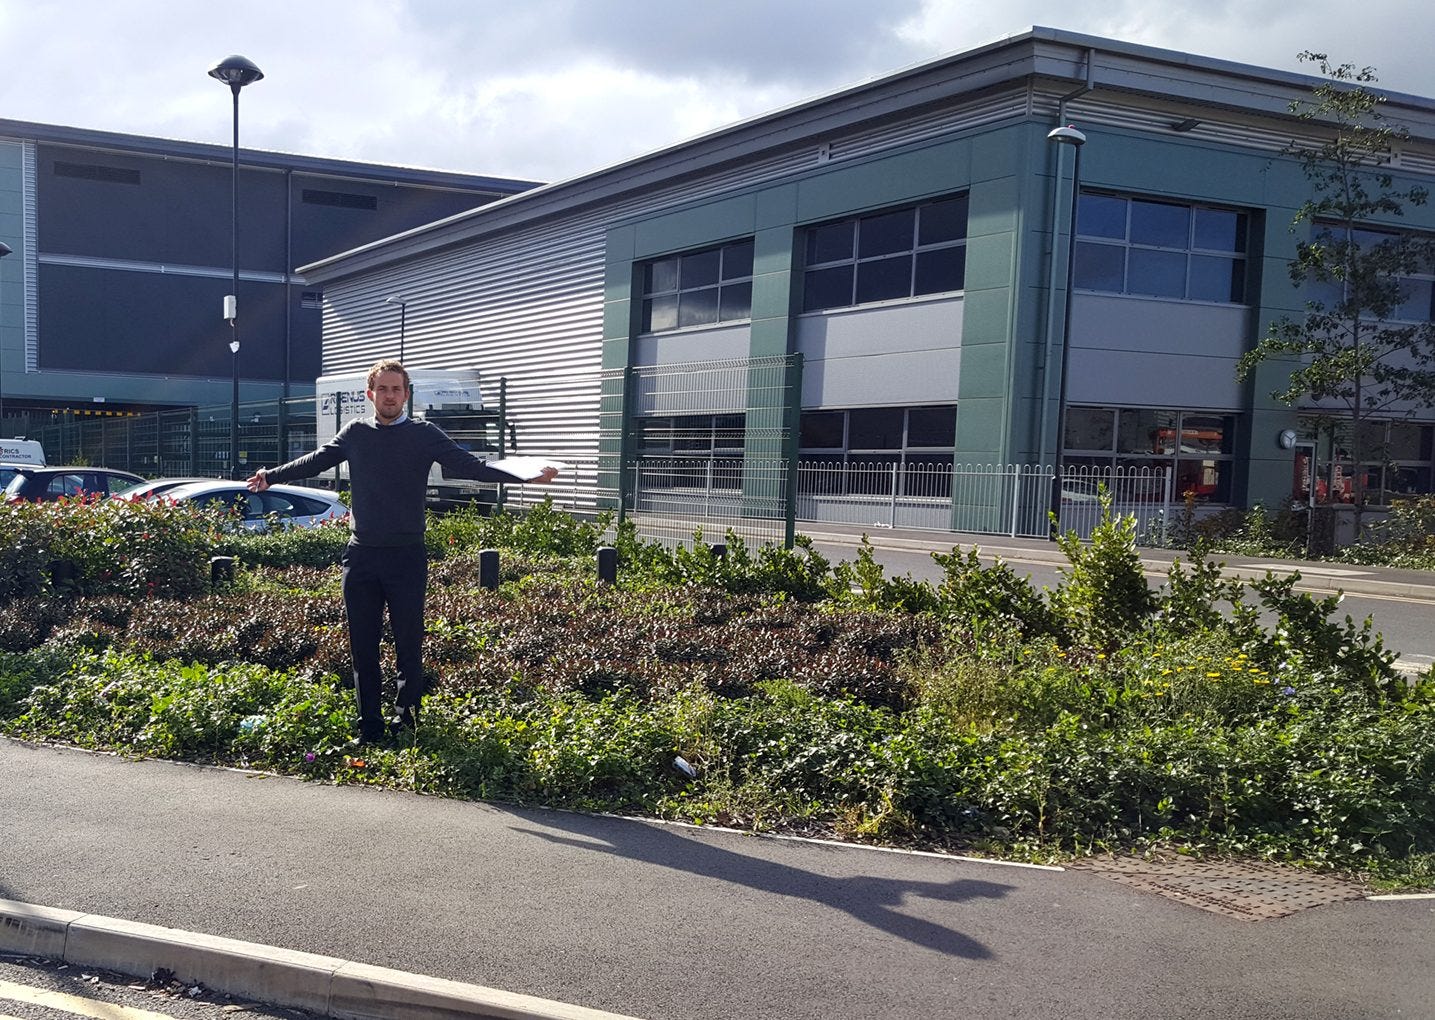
top-left (0, 977), bottom-right (180, 1020)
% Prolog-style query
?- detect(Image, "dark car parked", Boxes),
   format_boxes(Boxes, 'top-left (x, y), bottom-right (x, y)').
top-left (3, 466), bottom-right (146, 502)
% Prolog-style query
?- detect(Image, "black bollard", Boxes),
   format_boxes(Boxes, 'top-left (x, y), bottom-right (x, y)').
top-left (209, 556), bottom-right (237, 586)
top-left (596, 545), bottom-right (617, 585)
top-left (709, 542), bottom-right (727, 560)
top-left (478, 548), bottom-right (500, 590)
top-left (48, 559), bottom-right (78, 589)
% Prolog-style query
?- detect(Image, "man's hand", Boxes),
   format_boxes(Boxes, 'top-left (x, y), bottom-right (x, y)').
top-left (246, 469), bottom-right (270, 493)
top-left (529, 466), bottom-right (559, 484)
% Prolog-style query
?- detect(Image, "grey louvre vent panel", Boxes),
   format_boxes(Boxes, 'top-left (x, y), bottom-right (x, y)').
top-left (53, 160), bottom-right (141, 185)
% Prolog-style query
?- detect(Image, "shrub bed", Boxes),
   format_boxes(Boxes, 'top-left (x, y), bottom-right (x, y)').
top-left (1, 495), bottom-right (1431, 884)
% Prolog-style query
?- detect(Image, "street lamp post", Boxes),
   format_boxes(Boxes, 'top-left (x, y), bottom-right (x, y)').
top-left (0, 241), bottom-right (11, 435)
top-left (1046, 124), bottom-right (1087, 536)
top-left (385, 295), bottom-right (412, 416)
top-left (208, 54), bottom-right (264, 479)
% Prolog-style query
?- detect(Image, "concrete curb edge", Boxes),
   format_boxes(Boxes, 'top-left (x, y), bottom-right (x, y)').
top-left (0, 898), bottom-right (642, 1020)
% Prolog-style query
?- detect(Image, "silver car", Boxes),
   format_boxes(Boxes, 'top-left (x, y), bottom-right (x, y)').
top-left (155, 480), bottom-right (349, 531)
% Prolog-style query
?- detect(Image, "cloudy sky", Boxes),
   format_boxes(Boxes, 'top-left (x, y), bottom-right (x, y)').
top-left (0, 0), bottom-right (1429, 184)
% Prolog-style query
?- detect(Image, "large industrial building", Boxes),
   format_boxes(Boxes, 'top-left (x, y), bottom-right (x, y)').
top-left (14, 27), bottom-right (1435, 539)
top-left (294, 28), bottom-right (1435, 538)
top-left (0, 118), bottom-right (539, 424)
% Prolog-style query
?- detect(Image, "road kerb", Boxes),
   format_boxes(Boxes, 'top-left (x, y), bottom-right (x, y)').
top-left (0, 899), bottom-right (643, 1020)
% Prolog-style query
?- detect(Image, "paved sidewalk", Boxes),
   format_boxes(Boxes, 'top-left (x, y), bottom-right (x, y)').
top-left (797, 522), bottom-right (1435, 603)
top-left (3, 739), bottom-right (1434, 1020)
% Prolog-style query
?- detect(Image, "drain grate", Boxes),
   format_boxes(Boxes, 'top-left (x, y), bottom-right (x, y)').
top-left (1072, 855), bottom-right (1368, 921)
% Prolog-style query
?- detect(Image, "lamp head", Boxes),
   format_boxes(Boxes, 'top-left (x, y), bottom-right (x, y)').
top-left (1047, 124), bottom-right (1087, 146)
top-left (208, 55), bottom-right (264, 90)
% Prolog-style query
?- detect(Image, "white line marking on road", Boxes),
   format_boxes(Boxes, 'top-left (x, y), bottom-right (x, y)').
top-left (0, 977), bottom-right (180, 1020)
top-left (1366, 892), bottom-right (1435, 901)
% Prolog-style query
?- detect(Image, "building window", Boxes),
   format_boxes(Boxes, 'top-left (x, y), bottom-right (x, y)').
top-left (798, 404), bottom-right (956, 496)
top-left (802, 195), bottom-right (969, 312)
top-left (300, 290), bottom-right (323, 310)
top-left (635, 414), bottom-right (745, 489)
top-left (1305, 225), bottom-right (1435, 323)
top-left (1075, 193), bottom-right (1248, 303)
top-left (640, 240), bottom-right (754, 333)
top-left (1312, 418), bottom-right (1435, 503)
top-left (1064, 406), bottom-right (1236, 503)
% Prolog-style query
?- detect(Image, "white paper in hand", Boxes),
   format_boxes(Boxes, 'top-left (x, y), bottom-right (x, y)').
top-left (487, 456), bottom-right (567, 482)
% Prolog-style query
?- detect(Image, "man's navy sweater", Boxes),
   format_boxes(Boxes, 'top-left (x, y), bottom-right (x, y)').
top-left (265, 417), bottom-right (509, 547)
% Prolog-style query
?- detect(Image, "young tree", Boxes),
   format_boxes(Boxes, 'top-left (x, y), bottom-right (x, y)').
top-left (1238, 53), bottom-right (1435, 531)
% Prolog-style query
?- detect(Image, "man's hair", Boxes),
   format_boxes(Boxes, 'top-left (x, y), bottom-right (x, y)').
top-left (366, 359), bottom-right (410, 391)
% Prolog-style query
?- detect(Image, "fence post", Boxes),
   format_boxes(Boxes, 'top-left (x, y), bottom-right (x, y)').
top-left (1161, 466), bottom-right (1174, 546)
top-left (888, 462), bottom-right (899, 529)
top-left (1009, 465), bottom-right (1021, 537)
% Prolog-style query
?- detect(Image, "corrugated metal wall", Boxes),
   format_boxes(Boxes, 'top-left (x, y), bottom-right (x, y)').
top-left (316, 86), bottom-right (1039, 463)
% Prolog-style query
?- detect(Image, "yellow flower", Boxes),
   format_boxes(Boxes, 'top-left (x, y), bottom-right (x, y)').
top-left (1206, 672), bottom-right (1222, 678)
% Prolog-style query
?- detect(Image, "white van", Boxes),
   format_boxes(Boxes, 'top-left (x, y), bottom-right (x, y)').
top-left (0, 438), bottom-right (46, 466)
top-left (313, 368), bottom-right (505, 511)
top-left (0, 438), bottom-right (47, 492)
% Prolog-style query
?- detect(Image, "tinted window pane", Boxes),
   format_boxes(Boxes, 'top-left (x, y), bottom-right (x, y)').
top-left (1395, 277), bottom-right (1434, 322)
top-left (1065, 407), bottom-right (1115, 451)
top-left (1119, 409), bottom-right (1178, 454)
top-left (1176, 459), bottom-right (1231, 502)
top-left (849, 408), bottom-right (904, 449)
top-left (914, 247), bottom-right (965, 295)
top-left (645, 257), bottom-right (678, 294)
top-left (919, 196), bottom-right (969, 245)
top-left (640, 418), bottom-right (674, 451)
top-left (1078, 194), bottom-right (1127, 239)
top-left (1189, 255), bottom-right (1244, 302)
top-left (680, 249), bottom-right (721, 288)
top-left (1193, 208), bottom-right (1246, 252)
top-left (807, 222), bottom-right (853, 265)
top-left (644, 295), bottom-right (678, 332)
top-left (1387, 422), bottom-right (1429, 460)
top-left (800, 411), bottom-right (845, 449)
top-left (677, 287), bottom-right (719, 327)
top-left (907, 406), bottom-right (956, 447)
top-left (1127, 249), bottom-right (1187, 298)
top-left (1074, 242), bottom-right (1124, 292)
top-left (674, 415), bottom-right (711, 451)
top-left (718, 281), bottom-right (752, 322)
top-left (1178, 414), bottom-right (1232, 455)
top-left (722, 240), bottom-right (754, 280)
top-left (858, 208), bottom-right (915, 258)
top-left (1130, 200), bottom-right (1189, 247)
top-left (713, 414), bottom-right (745, 450)
top-left (804, 266), bottom-right (853, 311)
top-left (855, 254), bottom-right (912, 304)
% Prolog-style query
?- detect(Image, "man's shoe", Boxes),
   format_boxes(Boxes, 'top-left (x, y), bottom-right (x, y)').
top-left (388, 703), bottom-right (419, 737)
top-left (357, 722), bottom-right (387, 746)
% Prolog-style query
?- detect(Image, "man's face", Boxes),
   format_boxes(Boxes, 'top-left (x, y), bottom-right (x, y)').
top-left (368, 370), bottom-right (409, 424)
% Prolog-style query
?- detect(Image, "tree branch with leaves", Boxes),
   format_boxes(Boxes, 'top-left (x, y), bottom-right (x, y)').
top-left (1238, 52), bottom-right (1435, 528)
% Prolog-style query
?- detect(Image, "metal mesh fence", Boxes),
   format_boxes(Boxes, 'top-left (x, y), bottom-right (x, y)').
top-left (599, 355), bottom-right (798, 548)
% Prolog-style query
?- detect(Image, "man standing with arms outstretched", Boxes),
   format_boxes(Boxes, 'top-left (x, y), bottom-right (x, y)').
top-left (247, 359), bottom-right (557, 744)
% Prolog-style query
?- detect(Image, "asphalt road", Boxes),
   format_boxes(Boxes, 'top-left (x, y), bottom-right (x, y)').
top-left (810, 541), bottom-right (1435, 673)
top-left (3, 740), bottom-right (1434, 1020)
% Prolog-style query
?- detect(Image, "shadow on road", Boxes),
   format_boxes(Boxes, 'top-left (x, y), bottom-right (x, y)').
top-left (512, 815), bottom-right (1011, 959)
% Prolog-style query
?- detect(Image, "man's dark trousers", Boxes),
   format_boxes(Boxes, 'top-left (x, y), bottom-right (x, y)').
top-left (341, 541), bottom-right (427, 738)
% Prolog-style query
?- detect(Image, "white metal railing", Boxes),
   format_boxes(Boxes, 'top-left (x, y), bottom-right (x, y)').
top-left (624, 457), bottom-right (786, 547)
